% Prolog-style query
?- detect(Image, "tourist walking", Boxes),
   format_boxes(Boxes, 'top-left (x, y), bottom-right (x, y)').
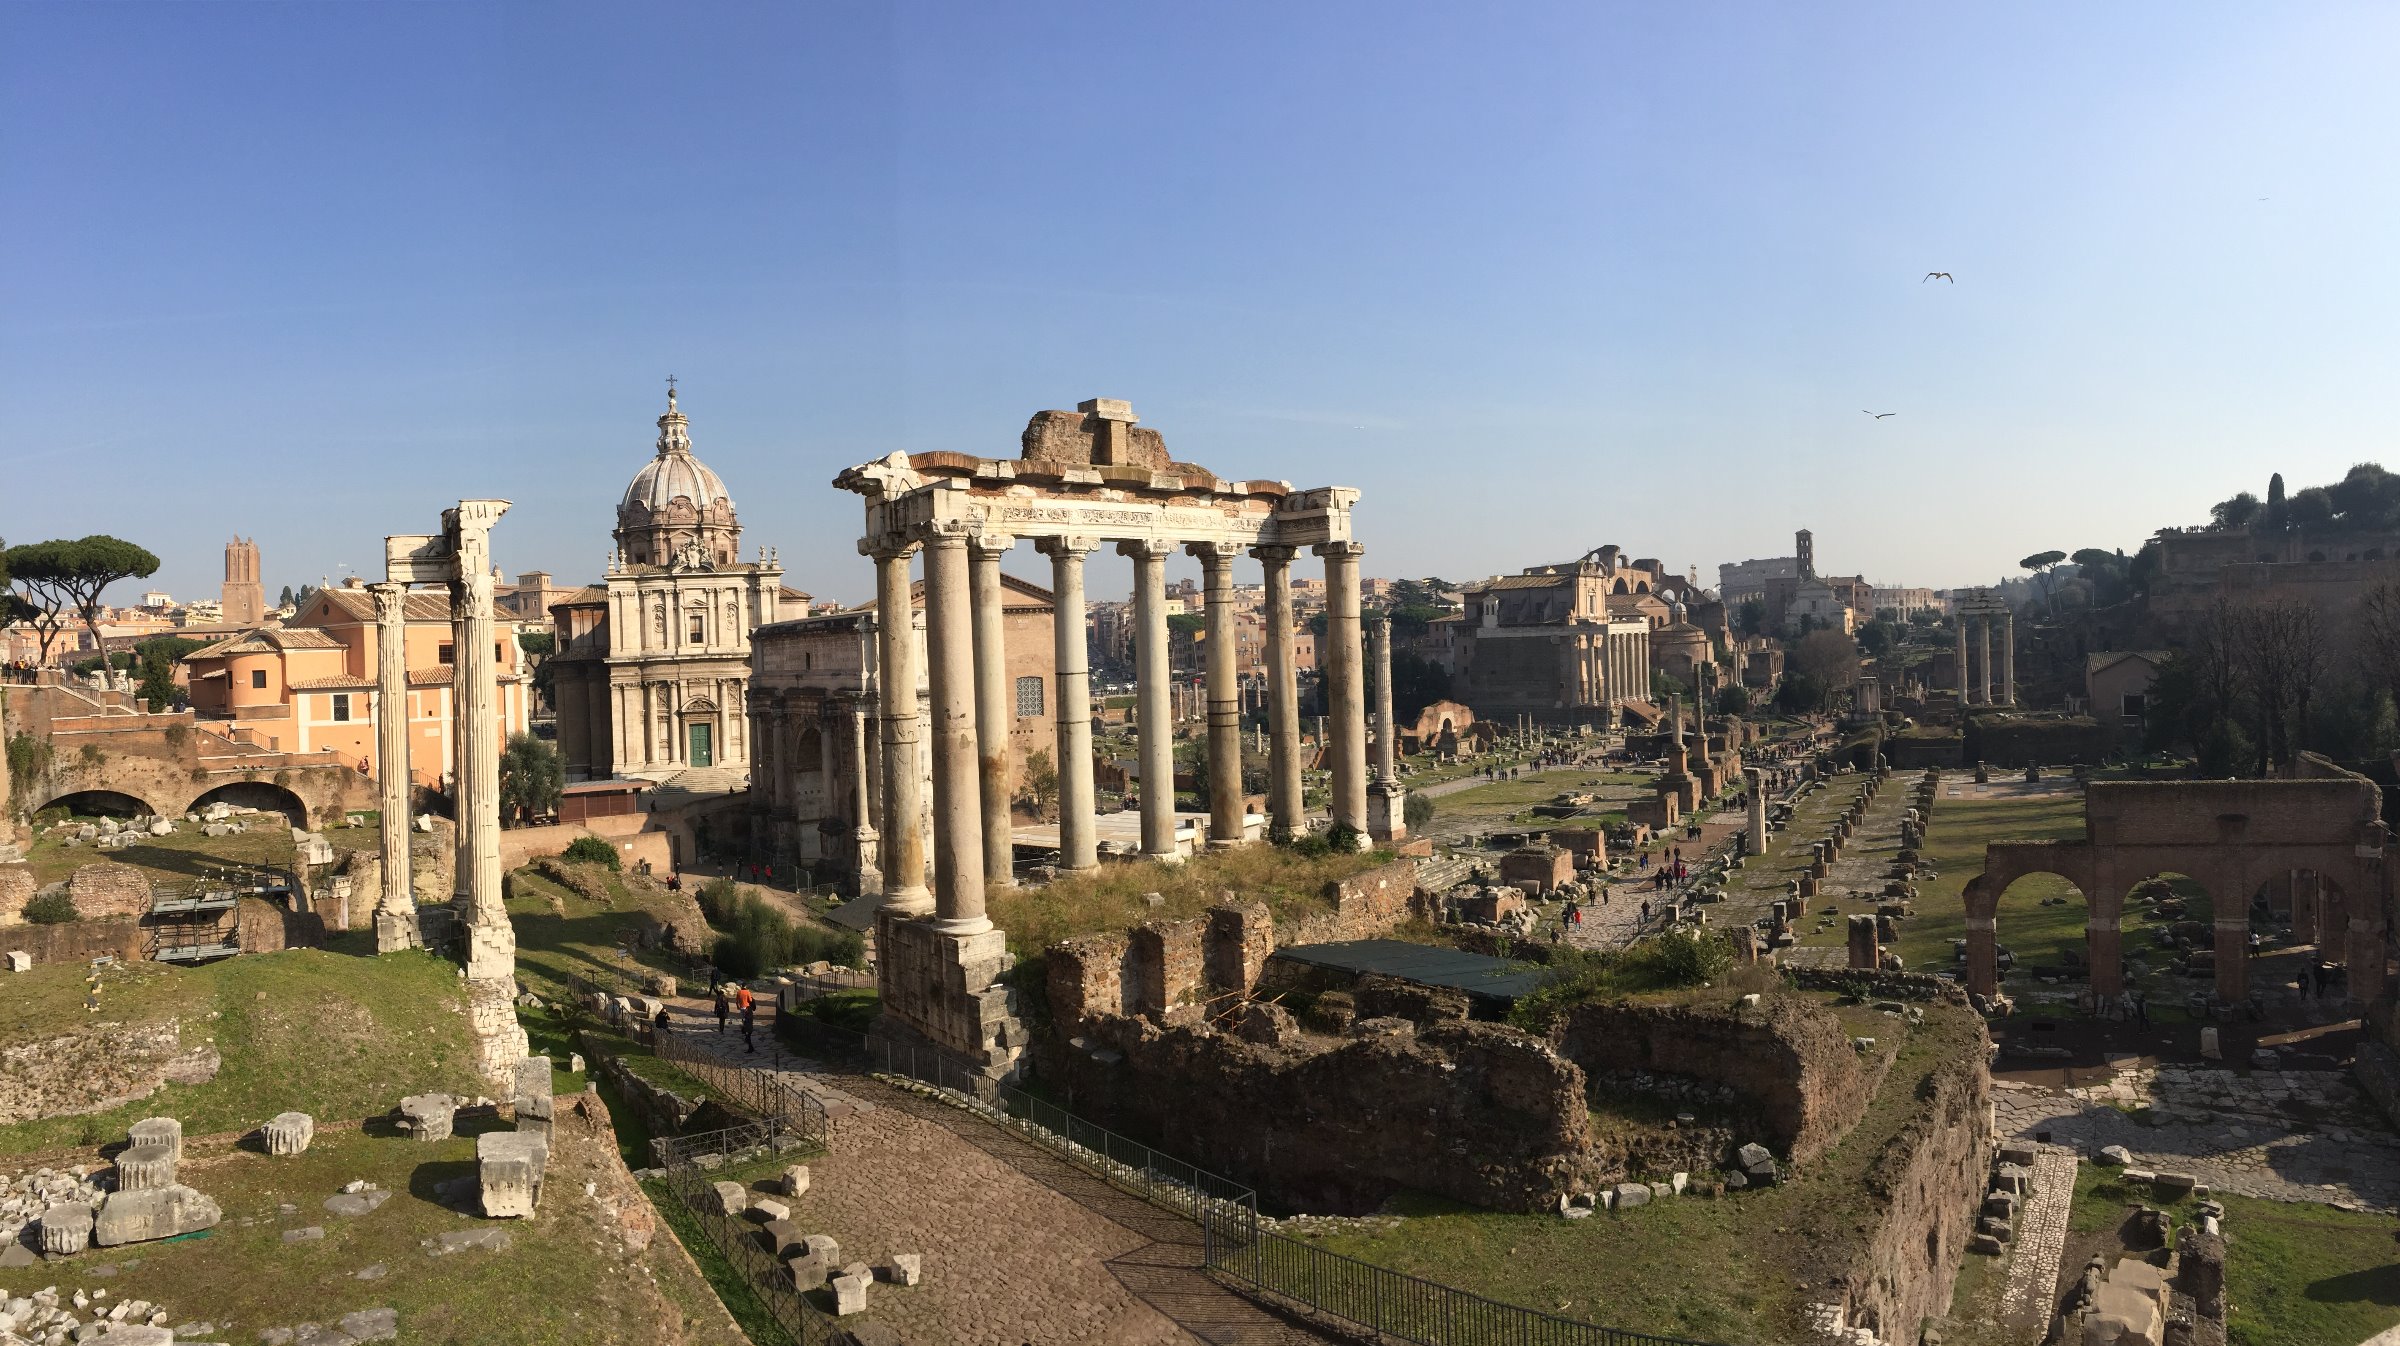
top-left (741, 1002), bottom-right (757, 1054)
top-left (713, 986), bottom-right (730, 1034)
top-left (651, 1004), bottom-right (671, 1043)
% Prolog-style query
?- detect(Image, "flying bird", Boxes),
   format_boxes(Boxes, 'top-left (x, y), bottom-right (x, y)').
top-left (1923, 272), bottom-right (1953, 283)
top-left (1864, 410), bottom-right (1896, 419)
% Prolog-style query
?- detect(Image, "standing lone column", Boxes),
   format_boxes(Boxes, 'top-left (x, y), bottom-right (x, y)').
top-left (1191, 541), bottom-right (1246, 848)
top-left (2001, 612), bottom-right (2016, 706)
top-left (848, 701), bottom-right (880, 894)
top-left (1745, 766), bottom-right (1768, 859)
top-left (968, 534), bottom-right (1016, 889)
top-left (1954, 616), bottom-right (1970, 704)
top-left (1038, 538), bottom-right (1099, 871)
top-left (1365, 609), bottom-right (1408, 843)
top-left (921, 529), bottom-right (990, 934)
top-left (452, 505), bottom-right (510, 978)
top-left (1122, 540), bottom-right (1179, 860)
top-left (1316, 541), bottom-right (1370, 844)
top-left (1977, 615), bottom-right (1993, 706)
top-left (1253, 545), bottom-right (1304, 842)
top-left (370, 581), bottom-right (419, 952)
top-left (871, 546), bottom-right (932, 915)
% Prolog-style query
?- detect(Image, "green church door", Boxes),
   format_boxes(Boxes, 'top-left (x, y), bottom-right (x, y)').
top-left (688, 722), bottom-right (714, 768)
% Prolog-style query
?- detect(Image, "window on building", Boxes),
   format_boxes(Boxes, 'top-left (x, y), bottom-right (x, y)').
top-left (2120, 693), bottom-right (2147, 720)
top-left (689, 613), bottom-right (705, 643)
top-left (1015, 676), bottom-right (1044, 717)
top-left (250, 669), bottom-right (267, 689)
top-left (332, 693), bottom-right (351, 722)
top-left (438, 643), bottom-right (453, 664)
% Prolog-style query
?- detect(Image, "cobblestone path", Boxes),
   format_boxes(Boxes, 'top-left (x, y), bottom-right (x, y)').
top-left (1996, 1146), bottom-right (2078, 1331)
top-left (660, 1003), bottom-right (1338, 1345)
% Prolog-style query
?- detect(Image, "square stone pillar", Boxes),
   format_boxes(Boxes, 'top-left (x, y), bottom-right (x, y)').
top-left (1121, 540), bottom-right (1179, 861)
top-left (1252, 545), bottom-right (1304, 843)
top-left (2089, 913), bottom-right (2125, 999)
top-left (871, 547), bottom-right (932, 915)
top-left (1315, 541), bottom-right (1369, 844)
top-left (1038, 538), bottom-right (1100, 871)
top-left (968, 533), bottom-right (1017, 889)
top-left (921, 529), bottom-right (990, 935)
top-left (370, 582), bottom-right (420, 953)
top-left (1977, 616), bottom-right (1993, 706)
top-left (1190, 541), bottom-right (1247, 849)
top-left (2211, 915), bottom-right (2248, 1003)
top-left (1966, 915), bottom-right (1999, 997)
top-left (1954, 619), bottom-right (1969, 702)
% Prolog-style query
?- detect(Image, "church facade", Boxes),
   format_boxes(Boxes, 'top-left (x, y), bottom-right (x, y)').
top-left (549, 387), bottom-right (804, 781)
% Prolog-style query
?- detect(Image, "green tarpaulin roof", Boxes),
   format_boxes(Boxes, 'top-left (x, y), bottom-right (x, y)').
top-left (1269, 938), bottom-right (1550, 1005)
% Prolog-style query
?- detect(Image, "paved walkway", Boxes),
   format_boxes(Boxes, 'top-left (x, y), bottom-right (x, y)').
top-left (1996, 1146), bottom-right (2078, 1331)
top-left (659, 1003), bottom-right (1337, 1345)
top-left (1991, 1058), bottom-right (2400, 1210)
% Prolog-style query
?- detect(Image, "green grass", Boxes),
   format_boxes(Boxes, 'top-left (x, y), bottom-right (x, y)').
top-left (989, 846), bottom-right (1387, 954)
top-left (504, 870), bottom-right (697, 1003)
top-left (1888, 790), bottom-right (2088, 975)
top-left (1413, 768), bottom-right (1657, 831)
top-left (1309, 1005), bottom-right (1985, 1344)
top-left (22, 809), bottom-right (300, 887)
top-left (642, 1175), bottom-right (800, 1346)
top-left (2070, 1168), bottom-right (2400, 1346)
top-left (0, 1123), bottom-right (744, 1346)
top-left (0, 942), bottom-right (481, 1157)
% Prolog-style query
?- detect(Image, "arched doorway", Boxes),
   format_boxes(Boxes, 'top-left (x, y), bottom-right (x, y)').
top-left (35, 789), bottom-right (156, 821)
top-left (189, 780), bottom-right (310, 828)
top-left (1983, 871), bottom-right (2096, 1002)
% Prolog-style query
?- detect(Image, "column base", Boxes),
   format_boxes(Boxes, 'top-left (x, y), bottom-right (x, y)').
top-left (881, 887), bottom-right (936, 918)
top-left (870, 908), bottom-right (1024, 1082)
top-left (373, 906), bottom-right (422, 955)
top-left (1366, 781), bottom-right (1408, 845)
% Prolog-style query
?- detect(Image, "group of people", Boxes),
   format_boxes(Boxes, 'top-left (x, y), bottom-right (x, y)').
top-left (646, 976), bottom-right (763, 1054)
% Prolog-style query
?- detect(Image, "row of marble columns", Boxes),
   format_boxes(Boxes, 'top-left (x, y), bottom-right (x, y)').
top-left (1571, 629), bottom-right (1649, 707)
top-left (1953, 611), bottom-right (2016, 706)
top-left (869, 532), bottom-right (1371, 935)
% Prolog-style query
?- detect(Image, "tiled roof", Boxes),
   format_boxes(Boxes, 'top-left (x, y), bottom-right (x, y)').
top-left (290, 675), bottom-right (372, 690)
top-left (312, 588), bottom-right (454, 623)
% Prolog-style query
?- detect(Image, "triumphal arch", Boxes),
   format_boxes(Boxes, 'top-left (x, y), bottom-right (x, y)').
top-left (834, 397), bottom-right (1378, 1075)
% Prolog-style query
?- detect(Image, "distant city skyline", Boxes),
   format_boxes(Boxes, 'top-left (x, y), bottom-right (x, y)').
top-left (5, 3), bottom-right (2395, 607)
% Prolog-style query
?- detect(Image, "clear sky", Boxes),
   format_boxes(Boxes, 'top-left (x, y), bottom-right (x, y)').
top-left (5, 3), bottom-right (2396, 608)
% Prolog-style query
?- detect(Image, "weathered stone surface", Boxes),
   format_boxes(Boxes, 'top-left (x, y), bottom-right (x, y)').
top-left (398, 1094), bottom-right (455, 1141)
top-left (38, 1201), bottom-right (94, 1254)
top-left (128, 1116), bottom-right (182, 1162)
top-left (263, 1112), bottom-right (315, 1156)
top-left (114, 1144), bottom-right (178, 1193)
top-left (94, 1183), bottom-right (221, 1246)
top-left (424, 1227), bottom-right (511, 1255)
top-left (2151, 1171), bottom-right (2197, 1199)
top-left (3, 950), bottom-right (28, 972)
top-left (886, 1252), bottom-right (923, 1286)
top-left (779, 1164), bottom-right (810, 1198)
top-left (706, 1181), bottom-right (748, 1217)
top-left (68, 863), bottom-right (152, 921)
top-left (2097, 1144), bottom-right (2133, 1167)
top-left (1613, 1182), bottom-right (1651, 1209)
top-left (831, 1271), bottom-right (870, 1315)
top-left (476, 1131), bottom-right (547, 1219)
top-left (751, 1197), bottom-right (790, 1223)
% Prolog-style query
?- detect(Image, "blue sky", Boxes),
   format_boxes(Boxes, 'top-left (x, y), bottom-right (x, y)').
top-left (4, 2), bottom-right (2396, 607)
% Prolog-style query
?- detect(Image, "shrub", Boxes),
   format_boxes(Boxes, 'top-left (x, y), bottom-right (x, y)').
top-left (24, 891), bottom-right (77, 924)
top-left (1403, 792), bottom-right (1435, 830)
top-left (561, 835), bottom-right (620, 870)
top-left (709, 892), bottom-right (864, 979)
top-left (1507, 930), bottom-right (1736, 1030)
top-left (694, 877), bottom-right (742, 926)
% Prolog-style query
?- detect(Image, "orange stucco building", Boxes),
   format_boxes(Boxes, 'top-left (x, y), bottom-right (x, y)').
top-left (184, 581), bottom-right (531, 792)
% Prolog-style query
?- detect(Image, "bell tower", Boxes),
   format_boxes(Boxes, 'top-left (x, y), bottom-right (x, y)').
top-left (222, 537), bottom-right (265, 627)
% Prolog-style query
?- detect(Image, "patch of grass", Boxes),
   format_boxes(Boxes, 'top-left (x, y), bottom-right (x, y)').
top-left (505, 875), bottom-right (696, 1002)
top-left (0, 1124), bottom-right (740, 1345)
top-left (21, 812), bottom-right (301, 887)
top-left (1311, 1006), bottom-right (1986, 1343)
top-left (989, 846), bottom-right (1387, 954)
top-left (0, 947), bottom-right (481, 1157)
top-left (1886, 790), bottom-right (2089, 975)
top-left (2068, 1167), bottom-right (2400, 1346)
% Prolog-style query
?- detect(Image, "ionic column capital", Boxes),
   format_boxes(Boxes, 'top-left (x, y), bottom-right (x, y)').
top-left (1035, 535), bottom-right (1102, 559)
top-left (860, 535), bottom-right (920, 561)
top-left (1313, 541), bottom-right (1367, 561)
top-left (967, 532), bottom-right (1016, 560)
top-left (915, 521), bottom-right (973, 550)
top-left (1185, 540), bottom-right (1243, 567)
top-left (1117, 538), bottom-right (1176, 562)
top-left (1248, 544), bottom-right (1299, 565)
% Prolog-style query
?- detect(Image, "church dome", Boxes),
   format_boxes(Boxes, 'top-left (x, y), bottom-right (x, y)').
top-left (613, 385), bottom-right (742, 567)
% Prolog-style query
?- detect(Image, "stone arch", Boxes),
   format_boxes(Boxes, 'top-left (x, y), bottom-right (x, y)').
top-left (1962, 841), bottom-right (2096, 997)
top-left (187, 779), bottom-right (310, 828)
top-left (2114, 868), bottom-right (2214, 1003)
top-left (31, 787), bottom-right (159, 820)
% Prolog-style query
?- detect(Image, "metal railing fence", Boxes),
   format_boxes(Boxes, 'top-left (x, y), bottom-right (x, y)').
top-left (653, 1123), bottom-right (845, 1346)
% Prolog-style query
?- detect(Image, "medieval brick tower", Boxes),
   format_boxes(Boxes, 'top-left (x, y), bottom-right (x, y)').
top-left (222, 537), bottom-right (265, 627)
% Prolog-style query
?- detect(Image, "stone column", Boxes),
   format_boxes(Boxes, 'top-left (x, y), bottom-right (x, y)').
top-left (1183, 542), bottom-right (1243, 848)
top-left (1966, 914), bottom-right (1999, 997)
top-left (2212, 912), bottom-right (2249, 1003)
top-left (1316, 542), bottom-right (1369, 842)
top-left (848, 702), bottom-right (880, 893)
top-left (1977, 616), bottom-right (1993, 706)
top-left (922, 529), bottom-right (990, 934)
top-left (450, 599), bottom-right (472, 904)
top-left (1365, 610), bottom-right (1407, 843)
top-left (2001, 612), bottom-right (2016, 706)
top-left (1253, 545), bottom-right (1304, 842)
top-left (872, 546), bottom-right (932, 915)
top-left (1745, 766), bottom-right (1767, 858)
top-left (1038, 538), bottom-right (1099, 871)
top-left (1954, 617), bottom-right (1969, 703)
top-left (370, 582), bottom-right (419, 952)
top-left (968, 533), bottom-right (1016, 888)
top-left (455, 540), bottom-right (508, 975)
top-left (1121, 540), bottom-right (1179, 860)
top-left (2291, 869), bottom-right (2319, 945)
